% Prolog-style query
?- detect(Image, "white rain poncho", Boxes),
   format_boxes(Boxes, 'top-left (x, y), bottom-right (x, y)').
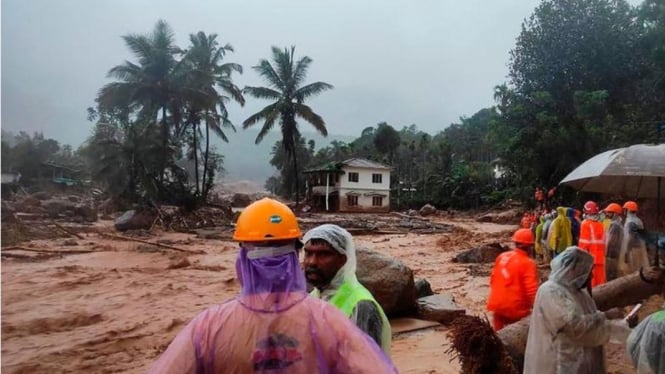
top-left (604, 216), bottom-right (623, 281)
top-left (524, 246), bottom-right (630, 374)
top-left (303, 224), bottom-right (392, 355)
top-left (627, 309), bottom-right (665, 374)
top-left (618, 211), bottom-right (649, 276)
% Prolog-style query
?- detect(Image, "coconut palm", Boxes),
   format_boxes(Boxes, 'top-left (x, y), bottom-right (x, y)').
top-left (97, 20), bottom-right (183, 181)
top-left (181, 31), bottom-right (244, 197)
top-left (243, 46), bottom-right (333, 204)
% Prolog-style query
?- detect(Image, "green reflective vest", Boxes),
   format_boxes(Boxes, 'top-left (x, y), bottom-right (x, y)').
top-left (312, 279), bottom-right (391, 356)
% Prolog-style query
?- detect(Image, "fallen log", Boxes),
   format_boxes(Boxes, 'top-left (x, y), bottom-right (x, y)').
top-left (497, 267), bottom-right (665, 370)
top-left (97, 232), bottom-right (204, 254)
top-left (1, 246), bottom-right (95, 255)
top-left (52, 222), bottom-right (85, 239)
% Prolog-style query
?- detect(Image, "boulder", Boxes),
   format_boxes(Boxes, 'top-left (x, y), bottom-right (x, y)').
top-left (67, 195), bottom-right (82, 203)
top-left (114, 210), bottom-right (156, 231)
top-left (416, 294), bottom-right (466, 324)
top-left (42, 199), bottom-right (77, 218)
top-left (31, 191), bottom-right (51, 201)
top-left (453, 242), bottom-right (507, 263)
top-left (75, 204), bottom-right (98, 222)
top-left (231, 193), bottom-right (251, 208)
top-left (415, 278), bottom-right (434, 298)
top-left (419, 204), bottom-right (437, 216)
top-left (356, 246), bottom-right (417, 317)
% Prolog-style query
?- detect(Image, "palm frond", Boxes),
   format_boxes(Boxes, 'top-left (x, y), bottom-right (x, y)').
top-left (243, 103), bottom-right (279, 129)
top-left (294, 103), bottom-right (328, 136)
top-left (295, 82), bottom-right (334, 102)
top-left (255, 109), bottom-right (280, 144)
top-left (293, 55), bottom-right (312, 87)
top-left (243, 86), bottom-right (281, 101)
top-left (252, 59), bottom-right (283, 89)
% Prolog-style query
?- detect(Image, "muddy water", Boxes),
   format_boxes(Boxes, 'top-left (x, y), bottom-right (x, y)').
top-left (0, 217), bottom-right (637, 373)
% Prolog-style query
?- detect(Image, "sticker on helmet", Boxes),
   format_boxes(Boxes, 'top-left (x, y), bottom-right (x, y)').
top-left (269, 215), bottom-right (282, 223)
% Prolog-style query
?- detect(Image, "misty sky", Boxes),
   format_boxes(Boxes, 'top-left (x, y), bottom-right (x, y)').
top-left (1, 0), bottom-right (642, 148)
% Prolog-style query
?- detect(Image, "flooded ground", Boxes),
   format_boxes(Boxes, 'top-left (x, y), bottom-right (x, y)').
top-left (1, 214), bottom-right (639, 373)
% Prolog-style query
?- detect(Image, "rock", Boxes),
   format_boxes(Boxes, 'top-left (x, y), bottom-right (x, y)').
top-left (406, 209), bottom-right (418, 216)
top-left (19, 196), bottom-right (41, 208)
top-left (114, 210), bottom-right (156, 231)
top-left (63, 239), bottom-right (78, 246)
top-left (415, 278), bottom-right (434, 298)
top-left (67, 195), bottom-right (81, 203)
top-left (42, 199), bottom-right (77, 218)
top-left (419, 204), bottom-right (437, 216)
top-left (453, 242), bottom-right (507, 263)
top-left (231, 193), bottom-right (251, 208)
top-left (31, 191), bottom-right (51, 200)
top-left (416, 294), bottom-right (466, 324)
top-left (356, 246), bottom-right (417, 317)
top-left (75, 204), bottom-right (98, 222)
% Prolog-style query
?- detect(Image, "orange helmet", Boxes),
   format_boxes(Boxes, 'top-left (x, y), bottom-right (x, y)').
top-left (603, 203), bottom-right (622, 215)
top-left (512, 228), bottom-right (535, 245)
top-left (583, 201), bottom-right (599, 214)
top-left (233, 198), bottom-right (302, 242)
top-left (623, 201), bottom-right (638, 212)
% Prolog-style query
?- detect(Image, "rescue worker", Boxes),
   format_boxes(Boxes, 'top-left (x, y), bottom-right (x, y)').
top-left (535, 187), bottom-right (545, 211)
top-left (303, 224), bottom-right (391, 356)
top-left (149, 198), bottom-right (397, 373)
top-left (540, 212), bottom-right (554, 263)
top-left (486, 228), bottom-right (539, 330)
top-left (534, 215), bottom-right (546, 263)
top-left (618, 201), bottom-right (650, 276)
top-left (547, 206), bottom-right (572, 257)
top-left (524, 247), bottom-right (634, 374)
top-left (578, 201), bottom-right (607, 287)
top-left (603, 203), bottom-right (624, 281)
top-left (627, 307), bottom-right (665, 374)
top-left (569, 208), bottom-right (582, 245)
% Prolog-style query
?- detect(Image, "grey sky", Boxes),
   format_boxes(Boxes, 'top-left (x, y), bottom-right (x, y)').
top-left (1, 0), bottom-right (642, 148)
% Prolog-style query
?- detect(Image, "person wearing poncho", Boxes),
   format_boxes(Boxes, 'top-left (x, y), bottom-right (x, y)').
top-left (303, 224), bottom-right (392, 356)
top-left (149, 199), bottom-right (396, 373)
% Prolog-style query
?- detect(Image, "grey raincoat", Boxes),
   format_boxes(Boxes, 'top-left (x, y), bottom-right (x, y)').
top-left (524, 246), bottom-right (630, 374)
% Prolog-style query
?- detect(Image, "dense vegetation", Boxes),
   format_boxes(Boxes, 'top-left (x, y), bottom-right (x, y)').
top-left (3, 0), bottom-right (663, 210)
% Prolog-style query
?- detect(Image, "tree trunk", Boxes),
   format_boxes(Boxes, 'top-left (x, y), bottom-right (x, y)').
top-left (498, 267), bottom-right (665, 370)
top-left (202, 115), bottom-right (211, 200)
top-left (292, 143), bottom-right (299, 206)
top-left (193, 123), bottom-right (200, 196)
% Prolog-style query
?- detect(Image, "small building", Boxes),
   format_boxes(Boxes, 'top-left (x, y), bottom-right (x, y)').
top-left (304, 158), bottom-right (391, 212)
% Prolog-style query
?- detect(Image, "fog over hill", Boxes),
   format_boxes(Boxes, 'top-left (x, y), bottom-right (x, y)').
top-left (214, 129), bottom-right (354, 185)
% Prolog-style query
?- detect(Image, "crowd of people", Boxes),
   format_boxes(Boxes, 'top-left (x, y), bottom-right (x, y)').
top-left (489, 197), bottom-right (663, 373)
top-left (144, 196), bottom-right (662, 373)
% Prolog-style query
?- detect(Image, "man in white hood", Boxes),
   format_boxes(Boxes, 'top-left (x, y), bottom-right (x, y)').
top-left (303, 224), bottom-right (392, 355)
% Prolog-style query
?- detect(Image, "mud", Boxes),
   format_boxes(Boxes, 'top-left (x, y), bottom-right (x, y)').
top-left (0, 215), bottom-right (641, 373)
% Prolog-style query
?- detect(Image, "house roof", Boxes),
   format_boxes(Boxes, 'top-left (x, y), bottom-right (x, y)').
top-left (304, 158), bottom-right (392, 173)
top-left (341, 158), bottom-right (391, 170)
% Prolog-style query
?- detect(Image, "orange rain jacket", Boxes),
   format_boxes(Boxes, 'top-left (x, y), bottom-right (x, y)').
top-left (578, 217), bottom-right (606, 287)
top-left (487, 248), bottom-right (539, 321)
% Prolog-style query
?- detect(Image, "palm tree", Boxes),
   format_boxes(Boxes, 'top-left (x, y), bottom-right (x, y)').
top-left (181, 32), bottom-right (244, 198)
top-left (243, 46), bottom-right (333, 204)
top-left (97, 20), bottom-right (182, 182)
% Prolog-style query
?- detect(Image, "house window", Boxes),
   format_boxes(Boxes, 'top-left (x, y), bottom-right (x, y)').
top-left (348, 172), bottom-right (359, 182)
top-left (347, 195), bottom-right (358, 206)
top-left (372, 173), bottom-right (382, 183)
top-left (372, 196), bottom-right (383, 206)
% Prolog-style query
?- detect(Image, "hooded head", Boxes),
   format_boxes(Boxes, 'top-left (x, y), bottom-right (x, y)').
top-left (303, 224), bottom-right (357, 291)
top-left (549, 246), bottom-right (594, 289)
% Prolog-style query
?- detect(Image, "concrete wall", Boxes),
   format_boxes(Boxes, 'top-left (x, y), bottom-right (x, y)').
top-left (338, 166), bottom-right (390, 212)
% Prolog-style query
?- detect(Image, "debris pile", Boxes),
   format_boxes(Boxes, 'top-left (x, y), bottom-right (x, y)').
top-left (445, 315), bottom-right (518, 374)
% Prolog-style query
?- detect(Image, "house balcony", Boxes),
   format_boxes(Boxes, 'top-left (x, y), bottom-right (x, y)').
top-left (311, 185), bottom-right (340, 196)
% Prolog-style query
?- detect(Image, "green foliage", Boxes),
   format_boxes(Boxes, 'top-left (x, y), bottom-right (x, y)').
top-left (85, 21), bottom-right (240, 207)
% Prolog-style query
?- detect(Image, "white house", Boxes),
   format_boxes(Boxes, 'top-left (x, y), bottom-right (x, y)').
top-left (304, 158), bottom-right (391, 212)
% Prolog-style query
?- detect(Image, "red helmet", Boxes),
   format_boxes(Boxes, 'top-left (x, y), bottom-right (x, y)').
top-left (512, 228), bottom-right (534, 245)
top-left (583, 201), bottom-right (599, 214)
